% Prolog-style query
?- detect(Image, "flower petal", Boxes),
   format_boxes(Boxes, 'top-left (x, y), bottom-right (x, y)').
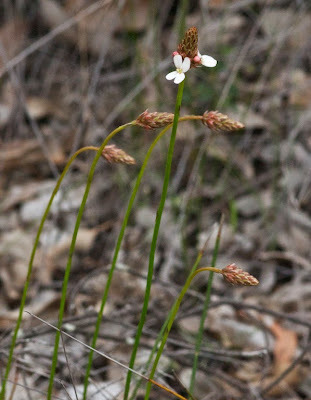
top-left (174, 73), bottom-right (185, 84)
top-left (182, 57), bottom-right (191, 72)
top-left (166, 71), bottom-right (178, 80)
top-left (173, 54), bottom-right (182, 68)
top-left (201, 55), bottom-right (217, 67)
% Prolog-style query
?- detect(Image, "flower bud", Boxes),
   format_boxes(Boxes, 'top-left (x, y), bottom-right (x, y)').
top-left (221, 264), bottom-right (259, 286)
top-left (202, 111), bottom-right (244, 132)
top-left (102, 145), bottom-right (135, 165)
top-left (135, 110), bottom-right (174, 130)
top-left (177, 27), bottom-right (198, 59)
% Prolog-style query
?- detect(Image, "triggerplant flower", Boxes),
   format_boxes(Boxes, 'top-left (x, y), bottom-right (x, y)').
top-left (135, 110), bottom-right (174, 129)
top-left (166, 54), bottom-right (191, 84)
top-left (167, 27), bottom-right (217, 82)
top-left (221, 264), bottom-right (259, 286)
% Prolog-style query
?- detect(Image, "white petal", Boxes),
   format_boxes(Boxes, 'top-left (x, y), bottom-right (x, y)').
top-left (197, 50), bottom-right (202, 57)
top-left (166, 71), bottom-right (178, 80)
top-left (173, 54), bottom-right (182, 68)
top-left (174, 73), bottom-right (185, 84)
top-left (182, 57), bottom-right (191, 72)
top-left (201, 55), bottom-right (217, 67)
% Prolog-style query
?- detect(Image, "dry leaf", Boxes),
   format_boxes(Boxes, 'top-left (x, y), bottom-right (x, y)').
top-left (263, 322), bottom-right (304, 396)
top-left (270, 322), bottom-right (297, 372)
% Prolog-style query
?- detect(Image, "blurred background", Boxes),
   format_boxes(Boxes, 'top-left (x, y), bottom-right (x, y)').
top-left (0, 0), bottom-right (311, 399)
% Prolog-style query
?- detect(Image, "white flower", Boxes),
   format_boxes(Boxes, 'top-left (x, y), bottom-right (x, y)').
top-left (196, 50), bottom-right (217, 67)
top-left (166, 54), bottom-right (191, 84)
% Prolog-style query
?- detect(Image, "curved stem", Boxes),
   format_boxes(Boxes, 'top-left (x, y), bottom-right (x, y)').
top-left (0, 145), bottom-right (102, 400)
top-left (82, 124), bottom-right (172, 399)
top-left (83, 116), bottom-right (204, 399)
top-left (47, 122), bottom-right (133, 400)
top-left (0, 110), bottom-right (204, 400)
top-left (129, 229), bottom-right (210, 400)
top-left (144, 267), bottom-right (222, 400)
top-left (189, 215), bottom-right (224, 394)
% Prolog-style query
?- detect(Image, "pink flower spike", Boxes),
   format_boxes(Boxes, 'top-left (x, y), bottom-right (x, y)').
top-left (166, 55), bottom-right (191, 84)
top-left (222, 264), bottom-right (259, 286)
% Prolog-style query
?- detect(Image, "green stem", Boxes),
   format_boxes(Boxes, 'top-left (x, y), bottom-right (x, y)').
top-left (124, 80), bottom-right (185, 400)
top-left (47, 122), bottom-right (133, 400)
top-left (189, 215), bottom-right (224, 395)
top-left (84, 115), bottom-right (201, 400)
top-left (82, 124), bottom-right (173, 399)
top-left (145, 266), bottom-right (223, 400)
top-left (83, 116), bottom-right (202, 399)
top-left (0, 145), bottom-right (101, 400)
top-left (130, 224), bottom-right (211, 400)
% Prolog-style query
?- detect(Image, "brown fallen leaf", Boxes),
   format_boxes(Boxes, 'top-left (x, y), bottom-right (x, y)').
top-left (263, 321), bottom-right (304, 397)
top-left (270, 321), bottom-right (297, 372)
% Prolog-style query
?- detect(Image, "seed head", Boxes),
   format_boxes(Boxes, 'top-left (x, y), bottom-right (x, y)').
top-left (202, 111), bottom-right (245, 132)
top-left (177, 27), bottom-right (198, 59)
top-left (135, 110), bottom-right (174, 130)
top-left (221, 264), bottom-right (259, 286)
top-left (102, 145), bottom-right (135, 165)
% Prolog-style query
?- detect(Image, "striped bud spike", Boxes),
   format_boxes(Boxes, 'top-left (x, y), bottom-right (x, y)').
top-left (202, 111), bottom-right (245, 132)
top-left (177, 27), bottom-right (198, 59)
top-left (222, 264), bottom-right (259, 286)
top-left (102, 145), bottom-right (135, 165)
top-left (135, 110), bottom-right (174, 130)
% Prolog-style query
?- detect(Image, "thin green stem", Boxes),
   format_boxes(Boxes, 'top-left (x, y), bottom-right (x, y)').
top-left (130, 117), bottom-right (209, 400)
top-left (0, 145), bottom-right (100, 400)
top-left (189, 215), bottom-right (224, 395)
top-left (144, 266), bottom-right (223, 400)
top-left (129, 232), bottom-right (210, 400)
top-left (82, 124), bottom-right (173, 400)
top-left (124, 80), bottom-right (185, 400)
top-left (0, 112), bottom-right (203, 400)
top-left (83, 116), bottom-right (198, 399)
top-left (129, 313), bottom-right (170, 400)
top-left (47, 122), bottom-right (133, 400)
top-left (79, 119), bottom-right (200, 399)
top-left (27, 310), bottom-right (190, 400)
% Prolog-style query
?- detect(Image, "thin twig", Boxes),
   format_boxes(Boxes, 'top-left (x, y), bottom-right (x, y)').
top-left (0, 0), bottom-right (114, 79)
top-left (60, 333), bottom-right (78, 400)
top-left (211, 299), bottom-right (311, 329)
top-left (25, 311), bottom-right (189, 400)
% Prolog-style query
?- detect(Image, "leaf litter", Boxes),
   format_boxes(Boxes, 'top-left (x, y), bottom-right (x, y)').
top-left (0, 1), bottom-right (311, 399)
